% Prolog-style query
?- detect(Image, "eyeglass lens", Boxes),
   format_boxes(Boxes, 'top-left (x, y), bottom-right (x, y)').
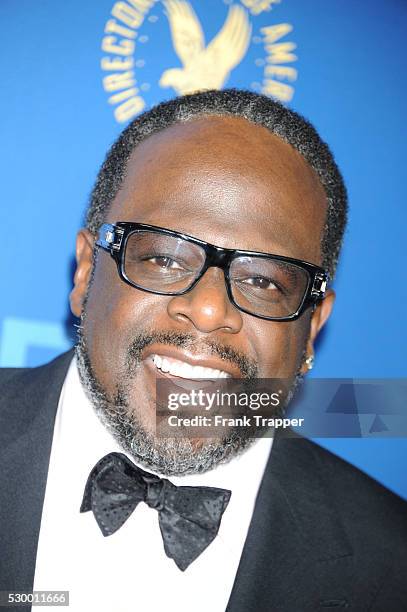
top-left (123, 230), bottom-right (310, 318)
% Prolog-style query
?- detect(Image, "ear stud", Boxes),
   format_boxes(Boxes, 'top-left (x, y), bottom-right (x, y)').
top-left (305, 355), bottom-right (314, 370)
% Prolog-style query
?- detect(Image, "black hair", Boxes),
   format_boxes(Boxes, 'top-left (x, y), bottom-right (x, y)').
top-left (87, 88), bottom-right (347, 278)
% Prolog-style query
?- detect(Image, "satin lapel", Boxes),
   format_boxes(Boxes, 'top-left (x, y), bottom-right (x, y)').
top-left (226, 431), bottom-right (354, 612)
top-left (0, 350), bottom-right (74, 591)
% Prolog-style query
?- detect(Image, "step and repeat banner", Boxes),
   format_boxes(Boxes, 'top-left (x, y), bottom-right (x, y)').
top-left (1, 0), bottom-right (406, 497)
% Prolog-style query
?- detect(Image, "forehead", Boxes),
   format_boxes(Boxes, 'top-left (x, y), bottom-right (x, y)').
top-left (107, 115), bottom-right (327, 263)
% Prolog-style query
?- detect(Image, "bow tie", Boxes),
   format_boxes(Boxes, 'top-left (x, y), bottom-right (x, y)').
top-left (80, 452), bottom-right (231, 571)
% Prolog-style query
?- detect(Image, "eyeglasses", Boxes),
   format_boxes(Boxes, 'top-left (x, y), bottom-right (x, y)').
top-left (96, 222), bottom-right (329, 321)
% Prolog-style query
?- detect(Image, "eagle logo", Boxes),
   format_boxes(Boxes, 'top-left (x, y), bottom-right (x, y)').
top-left (159, 0), bottom-right (252, 95)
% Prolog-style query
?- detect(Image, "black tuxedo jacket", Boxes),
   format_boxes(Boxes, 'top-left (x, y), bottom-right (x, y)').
top-left (1, 351), bottom-right (406, 611)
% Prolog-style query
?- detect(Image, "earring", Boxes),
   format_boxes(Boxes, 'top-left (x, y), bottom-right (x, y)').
top-left (305, 354), bottom-right (314, 370)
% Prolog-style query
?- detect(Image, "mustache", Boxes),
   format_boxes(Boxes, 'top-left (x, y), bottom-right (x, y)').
top-left (126, 330), bottom-right (258, 379)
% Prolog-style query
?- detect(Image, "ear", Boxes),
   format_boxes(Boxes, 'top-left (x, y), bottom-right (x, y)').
top-left (300, 289), bottom-right (335, 374)
top-left (69, 229), bottom-right (95, 318)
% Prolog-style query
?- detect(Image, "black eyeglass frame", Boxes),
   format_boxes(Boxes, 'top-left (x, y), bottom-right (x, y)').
top-left (96, 221), bottom-right (329, 322)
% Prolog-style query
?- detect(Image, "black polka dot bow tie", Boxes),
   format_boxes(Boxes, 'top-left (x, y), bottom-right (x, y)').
top-left (80, 452), bottom-right (231, 571)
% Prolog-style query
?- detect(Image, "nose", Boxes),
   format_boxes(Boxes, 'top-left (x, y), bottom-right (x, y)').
top-left (166, 267), bottom-right (243, 334)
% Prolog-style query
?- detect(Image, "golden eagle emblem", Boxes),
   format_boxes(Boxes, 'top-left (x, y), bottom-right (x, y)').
top-left (159, 0), bottom-right (252, 95)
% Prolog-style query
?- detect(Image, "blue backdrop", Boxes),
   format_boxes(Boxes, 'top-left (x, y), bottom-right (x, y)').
top-left (1, 0), bottom-right (406, 498)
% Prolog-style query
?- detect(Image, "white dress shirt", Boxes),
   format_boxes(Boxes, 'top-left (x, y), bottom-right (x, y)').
top-left (33, 357), bottom-right (273, 612)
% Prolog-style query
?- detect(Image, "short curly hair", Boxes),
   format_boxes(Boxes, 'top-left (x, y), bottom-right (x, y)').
top-left (87, 88), bottom-right (347, 279)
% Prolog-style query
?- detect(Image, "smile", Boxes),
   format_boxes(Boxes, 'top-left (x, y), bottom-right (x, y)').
top-left (152, 354), bottom-right (231, 379)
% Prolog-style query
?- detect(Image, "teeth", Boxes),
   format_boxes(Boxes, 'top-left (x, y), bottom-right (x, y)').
top-left (152, 354), bottom-right (230, 379)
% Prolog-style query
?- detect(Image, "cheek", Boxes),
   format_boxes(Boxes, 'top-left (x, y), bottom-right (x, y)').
top-left (254, 316), bottom-right (311, 377)
top-left (82, 256), bottom-right (166, 390)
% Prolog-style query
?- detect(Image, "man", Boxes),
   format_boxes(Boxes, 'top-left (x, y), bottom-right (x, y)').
top-left (0, 89), bottom-right (406, 611)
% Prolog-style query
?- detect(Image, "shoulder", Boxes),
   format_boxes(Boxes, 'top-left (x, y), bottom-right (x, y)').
top-left (271, 432), bottom-right (406, 544)
top-left (294, 435), bottom-right (406, 546)
top-left (0, 349), bottom-right (74, 395)
top-left (0, 350), bottom-right (75, 442)
top-left (308, 437), bottom-right (405, 511)
top-left (0, 366), bottom-right (26, 385)
top-left (308, 439), bottom-right (407, 607)
top-left (269, 433), bottom-right (407, 606)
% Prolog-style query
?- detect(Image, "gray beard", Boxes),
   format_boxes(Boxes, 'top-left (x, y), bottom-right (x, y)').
top-left (75, 313), bottom-right (306, 476)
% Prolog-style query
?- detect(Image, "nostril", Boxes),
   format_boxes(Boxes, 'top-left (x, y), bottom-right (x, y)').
top-left (173, 313), bottom-right (190, 324)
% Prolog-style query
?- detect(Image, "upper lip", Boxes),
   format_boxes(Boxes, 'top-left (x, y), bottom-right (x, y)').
top-left (142, 344), bottom-right (242, 377)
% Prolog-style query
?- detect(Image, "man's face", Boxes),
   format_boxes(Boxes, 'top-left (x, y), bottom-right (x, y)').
top-left (70, 115), bottom-right (334, 474)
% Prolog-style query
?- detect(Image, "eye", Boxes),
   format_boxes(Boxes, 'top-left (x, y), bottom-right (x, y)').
top-left (147, 256), bottom-right (183, 270)
top-left (241, 276), bottom-right (279, 291)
